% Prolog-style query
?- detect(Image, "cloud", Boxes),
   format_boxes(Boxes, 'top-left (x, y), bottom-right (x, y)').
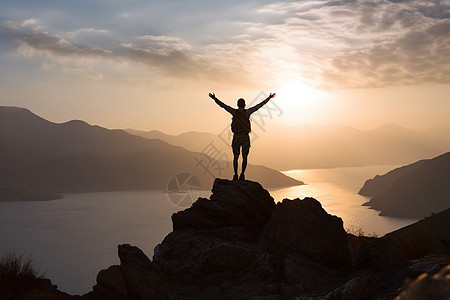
top-left (322, 21), bottom-right (450, 88)
top-left (117, 45), bottom-right (200, 76)
top-left (256, 1), bottom-right (325, 15)
top-left (22, 19), bottom-right (37, 27)
top-left (137, 35), bottom-right (192, 51)
top-left (67, 27), bottom-right (109, 38)
top-left (0, 20), bottom-right (255, 87)
top-left (1, 0), bottom-right (449, 89)
top-left (0, 21), bottom-right (112, 59)
top-left (251, 0), bottom-right (450, 88)
top-left (16, 32), bottom-right (113, 58)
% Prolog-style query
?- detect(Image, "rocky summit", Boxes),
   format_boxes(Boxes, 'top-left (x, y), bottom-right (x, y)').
top-left (82, 179), bottom-right (449, 300)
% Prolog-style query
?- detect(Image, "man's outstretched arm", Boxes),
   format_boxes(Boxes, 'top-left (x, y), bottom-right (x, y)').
top-left (209, 93), bottom-right (235, 115)
top-left (247, 92), bottom-right (276, 115)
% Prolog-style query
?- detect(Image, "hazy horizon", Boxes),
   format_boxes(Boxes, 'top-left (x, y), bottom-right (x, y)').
top-left (2, 104), bottom-right (449, 135)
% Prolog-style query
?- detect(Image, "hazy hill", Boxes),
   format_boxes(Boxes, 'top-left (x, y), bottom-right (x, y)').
top-left (358, 160), bottom-right (425, 196)
top-left (125, 129), bottom-right (224, 155)
top-left (0, 106), bottom-right (301, 194)
top-left (385, 208), bottom-right (450, 258)
top-left (127, 122), bottom-right (450, 170)
top-left (0, 186), bottom-right (62, 202)
top-left (360, 152), bottom-right (450, 218)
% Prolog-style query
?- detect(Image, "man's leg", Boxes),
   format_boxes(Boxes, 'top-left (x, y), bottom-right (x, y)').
top-left (233, 154), bottom-right (239, 179)
top-left (231, 135), bottom-right (240, 180)
top-left (239, 136), bottom-right (250, 180)
top-left (241, 154), bottom-right (248, 174)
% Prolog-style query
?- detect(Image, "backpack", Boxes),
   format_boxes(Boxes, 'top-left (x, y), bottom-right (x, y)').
top-left (231, 110), bottom-right (251, 134)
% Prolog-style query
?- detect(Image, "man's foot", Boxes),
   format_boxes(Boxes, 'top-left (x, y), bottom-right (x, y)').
top-left (239, 173), bottom-right (245, 180)
top-left (233, 174), bottom-right (238, 181)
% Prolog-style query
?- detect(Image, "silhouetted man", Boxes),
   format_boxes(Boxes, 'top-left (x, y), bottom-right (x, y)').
top-left (209, 92), bottom-right (276, 181)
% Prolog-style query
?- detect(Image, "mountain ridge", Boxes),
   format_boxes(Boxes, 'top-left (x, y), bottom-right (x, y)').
top-left (0, 106), bottom-right (302, 195)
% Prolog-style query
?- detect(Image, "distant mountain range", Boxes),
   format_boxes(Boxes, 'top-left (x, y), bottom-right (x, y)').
top-left (127, 122), bottom-right (450, 170)
top-left (0, 106), bottom-right (301, 196)
top-left (360, 152), bottom-right (450, 218)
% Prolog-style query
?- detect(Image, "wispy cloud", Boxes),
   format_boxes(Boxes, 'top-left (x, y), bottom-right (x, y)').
top-left (322, 21), bottom-right (450, 88)
top-left (0, 20), bottom-right (254, 87)
top-left (67, 27), bottom-right (109, 38)
top-left (256, 1), bottom-right (324, 15)
top-left (137, 35), bottom-right (191, 51)
top-left (0, 21), bottom-right (112, 58)
top-left (21, 19), bottom-right (37, 27)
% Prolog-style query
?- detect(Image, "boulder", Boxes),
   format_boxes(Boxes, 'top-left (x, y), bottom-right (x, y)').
top-left (172, 179), bottom-right (276, 241)
top-left (154, 179), bottom-right (276, 291)
top-left (90, 244), bottom-right (174, 300)
top-left (324, 274), bottom-right (382, 300)
top-left (259, 198), bottom-right (352, 271)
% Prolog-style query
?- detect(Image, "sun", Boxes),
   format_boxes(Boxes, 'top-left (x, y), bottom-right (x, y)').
top-left (275, 80), bottom-right (328, 124)
top-left (278, 81), bottom-right (322, 111)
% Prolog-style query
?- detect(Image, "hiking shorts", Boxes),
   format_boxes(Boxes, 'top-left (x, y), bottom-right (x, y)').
top-left (232, 133), bottom-right (250, 156)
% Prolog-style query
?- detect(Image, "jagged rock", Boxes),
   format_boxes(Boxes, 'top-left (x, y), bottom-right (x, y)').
top-left (154, 179), bottom-right (277, 296)
top-left (259, 198), bottom-right (352, 271)
top-left (172, 179), bottom-right (275, 241)
top-left (93, 266), bottom-right (127, 299)
top-left (154, 229), bottom-right (268, 285)
top-left (397, 265), bottom-right (450, 299)
top-left (281, 252), bottom-right (346, 295)
top-left (323, 274), bottom-right (382, 300)
top-left (407, 255), bottom-right (450, 278)
top-left (322, 256), bottom-right (450, 300)
top-left (353, 237), bottom-right (408, 272)
top-left (90, 244), bottom-right (174, 300)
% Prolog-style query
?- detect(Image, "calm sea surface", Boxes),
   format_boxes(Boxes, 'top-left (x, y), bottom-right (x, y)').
top-left (0, 165), bottom-right (419, 295)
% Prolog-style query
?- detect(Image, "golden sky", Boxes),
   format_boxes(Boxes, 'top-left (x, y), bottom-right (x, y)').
top-left (0, 0), bottom-right (449, 133)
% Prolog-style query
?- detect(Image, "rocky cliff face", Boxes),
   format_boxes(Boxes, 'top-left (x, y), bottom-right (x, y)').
top-left (83, 179), bottom-right (450, 300)
top-left (359, 151), bottom-right (450, 218)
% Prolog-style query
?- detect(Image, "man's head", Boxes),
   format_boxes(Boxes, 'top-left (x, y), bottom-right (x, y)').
top-left (237, 98), bottom-right (246, 109)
